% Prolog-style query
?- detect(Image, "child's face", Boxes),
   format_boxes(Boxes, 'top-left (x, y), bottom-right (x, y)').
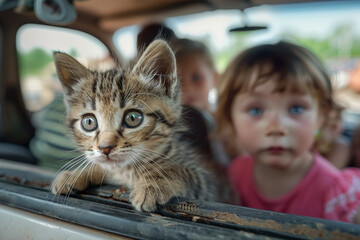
top-left (231, 79), bottom-right (323, 169)
top-left (177, 54), bottom-right (215, 110)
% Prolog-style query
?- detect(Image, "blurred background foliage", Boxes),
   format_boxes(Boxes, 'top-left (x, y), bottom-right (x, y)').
top-left (214, 23), bottom-right (360, 72)
top-left (18, 48), bottom-right (78, 80)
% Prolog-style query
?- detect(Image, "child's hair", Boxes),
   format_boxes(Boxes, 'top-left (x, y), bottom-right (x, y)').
top-left (137, 23), bottom-right (177, 51)
top-left (174, 38), bottom-right (215, 71)
top-left (216, 41), bottom-right (333, 127)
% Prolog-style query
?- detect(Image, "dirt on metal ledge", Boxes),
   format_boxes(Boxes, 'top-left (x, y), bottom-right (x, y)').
top-left (206, 211), bottom-right (358, 240)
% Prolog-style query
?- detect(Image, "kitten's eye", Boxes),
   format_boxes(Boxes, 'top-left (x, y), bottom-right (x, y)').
top-left (289, 105), bottom-right (304, 115)
top-left (81, 114), bottom-right (98, 131)
top-left (124, 110), bottom-right (143, 128)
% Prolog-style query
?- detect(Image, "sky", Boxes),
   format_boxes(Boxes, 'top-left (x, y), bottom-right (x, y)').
top-left (18, 1), bottom-right (360, 62)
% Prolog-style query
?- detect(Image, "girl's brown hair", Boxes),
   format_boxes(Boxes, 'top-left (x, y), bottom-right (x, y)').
top-left (216, 41), bottom-right (333, 128)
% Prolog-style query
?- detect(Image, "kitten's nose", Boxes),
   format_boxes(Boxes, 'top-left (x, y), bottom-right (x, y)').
top-left (99, 145), bottom-right (115, 155)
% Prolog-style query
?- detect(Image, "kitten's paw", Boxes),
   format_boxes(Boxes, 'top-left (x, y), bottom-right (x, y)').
top-left (130, 185), bottom-right (173, 212)
top-left (51, 171), bottom-right (88, 195)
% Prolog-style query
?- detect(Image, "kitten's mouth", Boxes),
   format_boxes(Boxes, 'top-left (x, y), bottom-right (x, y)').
top-left (106, 156), bottom-right (116, 161)
top-left (97, 155), bottom-right (123, 164)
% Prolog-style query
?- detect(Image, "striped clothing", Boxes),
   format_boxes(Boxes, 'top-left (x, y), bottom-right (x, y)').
top-left (30, 95), bottom-right (81, 170)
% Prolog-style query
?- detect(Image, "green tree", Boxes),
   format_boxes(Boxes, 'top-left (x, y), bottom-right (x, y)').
top-left (284, 23), bottom-right (360, 61)
top-left (18, 48), bottom-right (53, 79)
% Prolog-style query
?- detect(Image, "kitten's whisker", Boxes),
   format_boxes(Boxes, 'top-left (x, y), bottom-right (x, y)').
top-left (56, 159), bottom-right (88, 203)
top-left (132, 148), bottom-right (184, 198)
top-left (56, 151), bottom-right (83, 162)
top-left (65, 160), bottom-right (92, 201)
top-left (130, 156), bottom-right (150, 190)
top-left (132, 156), bottom-right (164, 201)
top-left (86, 161), bottom-right (96, 186)
top-left (55, 155), bottom-right (86, 174)
top-left (50, 156), bottom-right (86, 190)
top-left (57, 160), bottom-right (87, 199)
top-left (99, 166), bottom-right (108, 188)
top-left (129, 158), bottom-right (155, 201)
top-left (131, 154), bottom-right (162, 203)
top-left (49, 157), bottom-right (84, 198)
top-left (133, 150), bottom-right (172, 179)
top-left (62, 152), bottom-right (86, 161)
top-left (134, 152), bottom-right (180, 203)
top-left (60, 153), bottom-right (86, 165)
top-left (135, 147), bottom-right (187, 173)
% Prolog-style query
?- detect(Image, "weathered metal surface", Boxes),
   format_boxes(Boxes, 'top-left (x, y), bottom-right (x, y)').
top-left (0, 182), bottom-right (273, 240)
top-left (86, 185), bottom-right (360, 240)
top-left (1, 165), bottom-right (360, 240)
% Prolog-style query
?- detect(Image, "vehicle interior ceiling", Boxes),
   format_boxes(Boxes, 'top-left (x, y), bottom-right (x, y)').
top-left (0, 0), bottom-right (342, 164)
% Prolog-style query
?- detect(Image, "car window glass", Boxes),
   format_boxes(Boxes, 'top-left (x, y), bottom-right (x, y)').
top-left (16, 24), bottom-right (113, 113)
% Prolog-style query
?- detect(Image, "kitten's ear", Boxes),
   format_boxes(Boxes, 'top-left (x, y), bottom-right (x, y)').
top-left (132, 39), bottom-right (178, 97)
top-left (53, 52), bottom-right (91, 94)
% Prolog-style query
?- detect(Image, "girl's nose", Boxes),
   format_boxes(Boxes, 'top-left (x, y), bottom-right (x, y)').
top-left (265, 111), bottom-right (286, 136)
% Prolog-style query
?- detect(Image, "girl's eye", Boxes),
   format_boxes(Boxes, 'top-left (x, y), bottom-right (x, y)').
top-left (289, 105), bottom-right (304, 115)
top-left (192, 73), bottom-right (202, 83)
top-left (124, 110), bottom-right (143, 128)
top-left (248, 107), bottom-right (263, 117)
top-left (81, 115), bottom-right (98, 132)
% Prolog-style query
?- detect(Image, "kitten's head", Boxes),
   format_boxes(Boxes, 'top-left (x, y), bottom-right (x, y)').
top-left (54, 40), bottom-right (181, 167)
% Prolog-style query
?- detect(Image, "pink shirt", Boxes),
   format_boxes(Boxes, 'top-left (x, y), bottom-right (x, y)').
top-left (228, 153), bottom-right (360, 222)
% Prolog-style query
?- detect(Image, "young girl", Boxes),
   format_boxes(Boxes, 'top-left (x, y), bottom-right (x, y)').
top-left (216, 41), bottom-right (360, 223)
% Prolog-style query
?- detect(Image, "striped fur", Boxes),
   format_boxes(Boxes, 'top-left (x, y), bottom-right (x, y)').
top-left (51, 40), bottom-right (216, 211)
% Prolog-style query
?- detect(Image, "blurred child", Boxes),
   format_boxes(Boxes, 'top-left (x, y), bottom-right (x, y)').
top-left (174, 38), bottom-right (242, 164)
top-left (216, 41), bottom-right (360, 223)
top-left (174, 38), bottom-right (218, 113)
top-left (175, 38), bottom-right (238, 202)
top-left (314, 103), bottom-right (351, 169)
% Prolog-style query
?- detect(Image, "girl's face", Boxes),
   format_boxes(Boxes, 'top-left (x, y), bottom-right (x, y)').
top-left (177, 54), bottom-right (215, 110)
top-left (231, 79), bottom-right (323, 169)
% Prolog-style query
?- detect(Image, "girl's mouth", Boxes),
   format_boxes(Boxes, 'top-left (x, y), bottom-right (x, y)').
top-left (267, 147), bottom-right (286, 154)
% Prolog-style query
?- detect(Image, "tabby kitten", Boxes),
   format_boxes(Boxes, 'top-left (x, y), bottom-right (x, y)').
top-left (51, 40), bottom-right (216, 212)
